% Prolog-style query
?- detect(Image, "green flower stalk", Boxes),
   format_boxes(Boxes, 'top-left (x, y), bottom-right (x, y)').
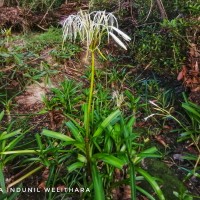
top-left (62, 10), bottom-right (131, 174)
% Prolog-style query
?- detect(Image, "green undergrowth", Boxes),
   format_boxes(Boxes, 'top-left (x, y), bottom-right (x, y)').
top-left (5, 0), bottom-right (63, 11)
top-left (0, 3), bottom-right (199, 198)
top-left (143, 159), bottom-right (187, 200)
top-left (0, 27), bottom-right (81, 89)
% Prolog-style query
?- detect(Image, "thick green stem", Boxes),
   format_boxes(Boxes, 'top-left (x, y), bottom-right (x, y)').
top-left (85, 50), bottom-right (95, 176)
top-left (0, 164), bottom-right (6, 193)
top-left (129, 156), bottom-right (136, 200)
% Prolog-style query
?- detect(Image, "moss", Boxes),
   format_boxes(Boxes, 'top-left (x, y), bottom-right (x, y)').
top-left (142, 159), bottom-right (186, 200)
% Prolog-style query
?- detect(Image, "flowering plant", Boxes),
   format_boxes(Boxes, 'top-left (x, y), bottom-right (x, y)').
top-left (62, 10), bottom-right (131, 51)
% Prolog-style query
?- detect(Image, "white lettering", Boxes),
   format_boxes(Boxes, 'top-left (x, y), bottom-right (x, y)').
top-left (28, 188), bottom-right (33, 192)
top-left (9, 188), bottom-right (15, 192)
top-left (16, 188), bottom-right (21, 192)
top-left (68, 188), bottom-right (73, 192)
top-left (56, 188), bottom-right (62, 192)
top-left (74, 188), bottom-right (79, 192)
top-left (44, 188), bottom-right (51, 192)
top-left (5, 187), bottom-right (91, 193)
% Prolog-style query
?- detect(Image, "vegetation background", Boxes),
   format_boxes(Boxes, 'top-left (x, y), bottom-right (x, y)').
top-left (0, 0), bottom-right (199, 199)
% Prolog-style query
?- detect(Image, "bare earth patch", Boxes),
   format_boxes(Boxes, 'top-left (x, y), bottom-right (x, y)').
top-left (15, 83), bottom-right (50, 108)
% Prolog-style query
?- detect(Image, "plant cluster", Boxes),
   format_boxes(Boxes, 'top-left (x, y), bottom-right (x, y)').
top-left (0, 1), bottom-right (199, 199)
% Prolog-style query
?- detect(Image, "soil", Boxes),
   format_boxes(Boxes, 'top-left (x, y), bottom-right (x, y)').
top-left (0, 3), bottom-right (88, 31)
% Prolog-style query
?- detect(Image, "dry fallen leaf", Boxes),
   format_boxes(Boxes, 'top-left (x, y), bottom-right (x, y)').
top-left (38, 181), bottom-right (46, 190)
top-left (42, 167), bottom-right (49, 180)
top-left (154, 135), bottom-right (168, 148)
top-left (177, 65), bottom-right (187, 81)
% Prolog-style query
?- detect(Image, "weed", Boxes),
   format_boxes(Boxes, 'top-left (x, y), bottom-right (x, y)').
top-left (50, 43), bottom-right (81, 63)
top-left (144, 93), bottom-right (200, 180)
top-left (26, 27), bottom-right (63, 52)
top-left (0, 111), bottom-right (34, 197)
top-left (43, 79), bottom-right (83, 115)
top-left (173, 189), bottom-right (194, 200)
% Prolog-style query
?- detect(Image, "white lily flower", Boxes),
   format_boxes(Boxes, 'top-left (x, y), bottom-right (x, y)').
top-left (62, 10), bottom-right (131, 51)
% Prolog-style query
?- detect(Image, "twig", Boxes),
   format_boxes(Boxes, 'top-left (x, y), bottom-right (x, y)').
top-left (39, 0), bottom-right (56, 24)
top-left (144, 0), bottom-right (154, 22)
top-left (156, 0), bottom-right (168, 19)
top-left (0, 65), bottom-right (15, 72)
top-left (37, 24), bottom-right (48, 31)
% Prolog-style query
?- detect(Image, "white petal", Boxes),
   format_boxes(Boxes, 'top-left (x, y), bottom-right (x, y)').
top-left (109, 32), bottom-right (127, 50)
top-left (111, 26), bottom-right (131, 41)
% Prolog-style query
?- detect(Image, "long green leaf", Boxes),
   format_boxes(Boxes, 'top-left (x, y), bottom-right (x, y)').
top-left (0, 150), bottom-right (42, 155)
top-left (136, 167), bottom-right (165, 200)
top-left (136, 185), bottom-right (156, 200)
top-left (134, 147), bottom-right (160, 164)
top-left (91, 164), bottom-right (105, 200)
top-left (127, 116), bottom-right (136, 132)
top-left (41, 129), bottom-right (75, 144)
top-left (66, 121), bottom-right (84, 142)
top-left (0, 110), bottom-right (4, 122)
top-left (0, 129), bottom-right (21, 141)
top-left (4, 135), bottom-right (24, 151)
top-left (67, 162), bottom-right (84, 173)
top-left (92, 153), bottom-right (125, 169)
top-left (4, 154), bottom-right (18, 165)
top-left (93, 110), bottom-right (121, 138)
top-left (35, 133), bottom-right (43, 150)
top-left (0, 164), bottom-right (6, 193)
top-left (182, 103), bottom-right (200, 118)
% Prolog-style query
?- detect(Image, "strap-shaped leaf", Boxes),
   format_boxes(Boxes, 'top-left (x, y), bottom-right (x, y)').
top-left (4, 135), bottom-right (24, 151)
top-left (0, 163), bottom-right (6, 193)
top-left (0, 129), bottom-right (21, 141)
top-left (136, 167), bottom-right (165, 200)
top-left (67, 162), bottom-right (84, 173)
top-left (35, 133), bottom-right (44, 150)
top-left (91, 164), bottom-right (105, 200)
top-left (92, 153), bottom-right (125, 169)
top-left (66, 121), bottom-right (84, 142)
top-left (41, 129), bottom-right (75, 144)
top-left (0, 150), bottom-right (41, 155)
top-left (182, 103), bottom-right (200, 118)
top-left (0, 110), bottom-right (4, 122)
top-left (134, 147), bottom-right (160, 164)
top-left (93, 110), bottom-right (121, 138)
top-left (136, 185), bottom-right (156, 200)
